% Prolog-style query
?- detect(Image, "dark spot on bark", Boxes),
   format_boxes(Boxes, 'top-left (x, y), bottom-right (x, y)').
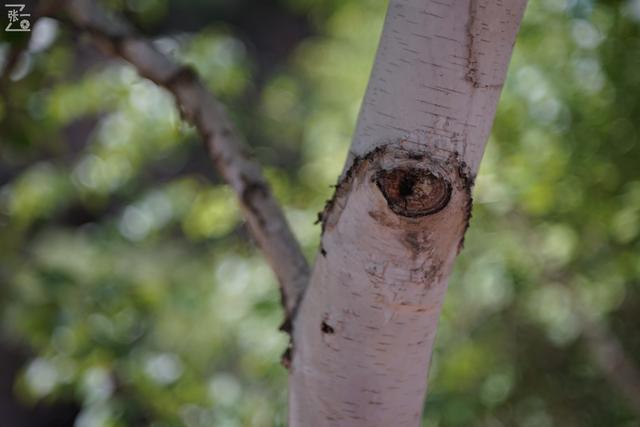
top-left (239, 174), bottom-right (269, 227)
top-left (455, 159), bottom-right (475, 253)
top-left (465, 0), bottom-right (481, 87)
top-left (321, 321), bottom-right (335, 334)
top-left (456, 201), bottom-right (473, 253)
top-left (402, 231), bottom-right (430, 259)
top-left (320, 246), bottom-right (327, 257)
top-left (376, 167), bottom-right (451, 217)
top-left (279, 308), bottom-right (292, 335)
top-left (421, 259), bottom-right (443, 289)
top-left (404, 231), bottom-right (421, 254)
top-left (278, 288), bottom-right (295, 371)
top-left (281, 345), bottom-right (292, 369)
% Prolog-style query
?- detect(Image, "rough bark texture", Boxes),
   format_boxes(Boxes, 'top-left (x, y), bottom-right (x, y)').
top-left (289, 0), bottom-right (527, 425)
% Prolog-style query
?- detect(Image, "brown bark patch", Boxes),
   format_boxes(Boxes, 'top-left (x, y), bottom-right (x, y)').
top-left (320, 142), bottom-right (474, 242)
top-left (376, 168), bottom-right (451, 217)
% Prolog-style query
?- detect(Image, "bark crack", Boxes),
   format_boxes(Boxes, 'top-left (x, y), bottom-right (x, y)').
top-left (465, 0), bottom-right (480, 87)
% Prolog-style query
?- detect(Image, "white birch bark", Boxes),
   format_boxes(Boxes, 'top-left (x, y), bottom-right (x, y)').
top-left (289, 1), bottom-right (528, 425)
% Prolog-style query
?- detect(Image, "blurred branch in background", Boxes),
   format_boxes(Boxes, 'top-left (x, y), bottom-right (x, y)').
top-left (48, 0), bottom-right (309, 320)
top-left (578, 303), bottom-right (640, 418)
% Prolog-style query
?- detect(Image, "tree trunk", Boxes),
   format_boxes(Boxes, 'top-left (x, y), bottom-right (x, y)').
top-left (288, 1), bottom-right (527, 425)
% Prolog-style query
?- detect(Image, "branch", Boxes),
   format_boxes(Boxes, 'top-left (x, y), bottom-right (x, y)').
top-left (54, 0), bottom-right (309, 318)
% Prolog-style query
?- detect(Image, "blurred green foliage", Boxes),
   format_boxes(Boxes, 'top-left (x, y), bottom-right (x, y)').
top-left (1, 0), bottom-right (639, 426)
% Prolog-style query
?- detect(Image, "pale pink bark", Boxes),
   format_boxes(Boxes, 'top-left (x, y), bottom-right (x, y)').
top-left (289, 1), bottom-right (527, 425)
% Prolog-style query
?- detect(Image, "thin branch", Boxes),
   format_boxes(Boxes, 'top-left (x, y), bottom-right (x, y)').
top-left (53, 0), bottom-right (309, 318)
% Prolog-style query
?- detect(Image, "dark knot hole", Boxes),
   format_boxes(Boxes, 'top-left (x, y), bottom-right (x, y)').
top-left (375, 167), bottom-right (452, 218)
top-left (398, 173), bottom-right (418, 197)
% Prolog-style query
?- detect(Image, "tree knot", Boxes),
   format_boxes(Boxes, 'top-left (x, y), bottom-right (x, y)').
top-left (375, 168), bottom-right (451, 217)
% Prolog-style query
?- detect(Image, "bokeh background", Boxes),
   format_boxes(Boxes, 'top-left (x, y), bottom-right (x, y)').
top-left (1, 0), bottom-right (640, 426)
